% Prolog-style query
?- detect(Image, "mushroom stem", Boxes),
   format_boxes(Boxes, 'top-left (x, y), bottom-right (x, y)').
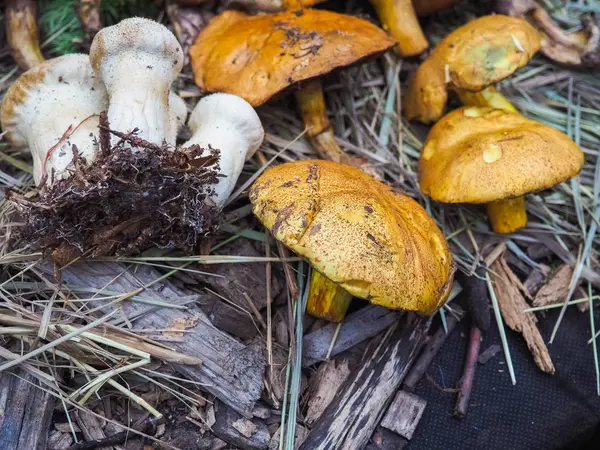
top-left (306, 270), bottom-right (353, 322)
top-left (295, 78), bottom-right (348, 164)
top-left (486, 196), bottom-right (527, 234)
top-left (6, 0), bottom-right (44, 71)
top-left (455, 86), bottom-right (518, 113)
top-left (369, 0), bottom-right (428, 56)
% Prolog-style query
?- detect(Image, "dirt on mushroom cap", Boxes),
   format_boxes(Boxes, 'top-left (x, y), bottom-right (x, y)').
top-left (249, 160), bottom-right (455, 315)
top-left (419, 107), bottom-right (584, 204)
top-left (189, 9), bottom-right (397, 106)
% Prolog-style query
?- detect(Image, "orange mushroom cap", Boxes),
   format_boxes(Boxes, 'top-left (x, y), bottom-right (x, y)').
top-left (419, 107), bottom-right (584, 204)
top-left (405, 15), bottom-right (542, 123)
top-left (250, 160), bottom-right (455, 315)
top-left (190, 9), bottom-right (396, 106)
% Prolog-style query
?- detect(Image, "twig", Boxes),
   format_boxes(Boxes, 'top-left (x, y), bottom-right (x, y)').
top-left (454, 325), bottom-right (482, 418)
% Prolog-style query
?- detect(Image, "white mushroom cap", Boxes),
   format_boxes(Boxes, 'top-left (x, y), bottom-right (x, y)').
top-left (89, 17), bottom-right (184, 146)
top-left (0, 54), bottom-right (108, 185)
top-left (184, 93), bottom-right (264, 207)
top-left (168, 91), bottom-right (188, 145)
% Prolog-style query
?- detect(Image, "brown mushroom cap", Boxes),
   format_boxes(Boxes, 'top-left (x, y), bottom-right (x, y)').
top-left (190, 9), bottom-right (396, 106)
top-left (419, 107), bottom-right (584, 204)
top-left (250, 160), bottom-right (455, 315)
top-left (405, 15), bottom-right (541, 122)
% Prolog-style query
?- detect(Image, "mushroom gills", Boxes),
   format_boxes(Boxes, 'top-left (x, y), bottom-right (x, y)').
top-left (486, 196), bottom-right (527, 233)
top-left (455, 86), bottom-right (518, 113)
top-left (306, 270), bottom-right (354, 323)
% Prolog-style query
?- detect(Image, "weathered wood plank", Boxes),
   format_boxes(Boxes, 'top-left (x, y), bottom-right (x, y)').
top-left (302, 306), bottom-right (400, 367)
top-left (41, 260), bottom-right (267, 418)
top-left (298, 313), bottom-right (430, 450)
top-left (380, 391), bottom-right (427, 439)
top-left (0, 369), bottom-right (55, 450)
top-left (212, 401), bottom-right (270, 450)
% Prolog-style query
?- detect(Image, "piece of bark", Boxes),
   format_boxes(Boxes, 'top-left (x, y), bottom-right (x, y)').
top-left (73, 410), bottom-right (106, 446)
top-left (0, 369), bottom-right (55, 450)
top-left (365, 427), bottom-right (408, 450)
top-left (523, 264), bottom-right (550, 297)
top-left (195, 240), bottom-right (282, 340)
top-left (298, 313), bottom-right (430, 450)
top-left (305, 359), bottom-right (351, 425)
top-left (302, 305), bottom-right (400, 367)
top-left (268, 425), bottom-right (308, 450)
top-left (478, 344), bottom-right (502, 365)
top-left (380, 391), bottom-right (427, 439)
top-left (533, 264), bottom-right (576, 307)
top-left (42, 260), bottom-right (266, 418)
top-left (490, 257), bottom-right (555, 374)
top-left (48, 431), bottom-right (73, 450)
top-left (212, 401), bottom-right (270, 450)
top-left (403, 306), bottom-right (464, 389)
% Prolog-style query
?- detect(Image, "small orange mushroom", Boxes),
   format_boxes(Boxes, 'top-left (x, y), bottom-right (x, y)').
top-left (250, 160), bottom-right (455, 322)
top-left (5, 0), bottom-right (44, 71)
top-left (368, 0), bottom-right (428, 56)
top-left (419, 107), bottom-right (584, 233)
top-left (190, 9), bottom-right (396, 167)
top-left (405, 15), bottom-right (541, 124)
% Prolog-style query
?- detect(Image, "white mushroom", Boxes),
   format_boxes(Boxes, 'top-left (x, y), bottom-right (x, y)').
top-left (184, 93), bottom-right (264, 207)
top-left (0, 53), bottom-right (108, 185)
top-left (89, 17), bottom-right (184, 146)
top-left (168, 91), bottom-right (187, 145)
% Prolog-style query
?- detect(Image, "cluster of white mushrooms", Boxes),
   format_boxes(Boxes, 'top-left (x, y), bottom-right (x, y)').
top-left (0, 17), bottom-right (264, 208)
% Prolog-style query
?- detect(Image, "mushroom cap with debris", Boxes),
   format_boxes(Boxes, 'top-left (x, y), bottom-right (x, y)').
top-left (419, 106), bottom-right (584, 204)
top-left (405, 15), bottom-right (542, 123)
top-left (250, 160), bottom-right (455, 315)
top-left (190, 9), bottom-right (397, 106)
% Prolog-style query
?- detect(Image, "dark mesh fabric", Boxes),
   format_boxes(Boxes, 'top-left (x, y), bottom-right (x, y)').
top-left (408, 307), bottom-right (600, 450)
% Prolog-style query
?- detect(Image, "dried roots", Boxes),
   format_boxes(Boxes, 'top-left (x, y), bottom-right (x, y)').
top-left (8, 114), bottom-right (221, 262)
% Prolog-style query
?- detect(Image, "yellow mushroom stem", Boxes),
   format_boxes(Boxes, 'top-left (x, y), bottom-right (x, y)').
top-left (6, 0), bottom-right (44, 71)
top-left (369, 0), bottom-right (428, 56)
top-left (306, 270), bottom-right (353, 322)
top-left (295, 78), bottom-right (350, 164)
top-left (486, 196), bottom-right (528, 234)
top-left (455, 86), bottom-right (518, 113)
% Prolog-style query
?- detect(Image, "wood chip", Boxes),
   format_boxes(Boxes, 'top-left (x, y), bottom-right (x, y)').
top-left (380, 391), bottom-right (427, 440)
top-left (533, 264), bottom-right (576, 307)
top-left (268, 425), bottom-right (309, 450)
top-left (490, 257), bottom-right (555, 374)
top-left (305, 359), bottom-right (351, 425)
top-left (478, 344), bottom-right (502, 365)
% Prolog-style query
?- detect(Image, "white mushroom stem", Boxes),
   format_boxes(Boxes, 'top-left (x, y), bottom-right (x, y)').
top-left (0, 54), bottom-right (107, 185)
top-left (89, 18), bottom-right (184, 146)
top-left (184, 93), bottom-right (264, 207)
top-left (168, 91), bottom-right (187, 145)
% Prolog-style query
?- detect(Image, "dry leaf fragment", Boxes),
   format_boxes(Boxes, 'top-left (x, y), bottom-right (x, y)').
top-left (490, 256), bottom-right (555, 374)
top-left (164, 316), bottom-right (201, 338)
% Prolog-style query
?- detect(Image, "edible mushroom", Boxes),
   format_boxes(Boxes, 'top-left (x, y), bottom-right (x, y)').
top-left (250, 159), bottom-right (455, 322)
top-left (368, 0), bottom-right (428, 56)
top-left (183, 93), bottom-right (264, 207)
top-left (0, 54), bottom-right (108, 185)
top-left (5, 0), bottom-right (44, 71)
top-left (405, 15), bottom-right (541, 124)
top-left (419, 107), bottom-right (584, 233)
top-left (89, 17), bottom-right (184, 146)
top-left (190, 9), bottom-right (395, 168)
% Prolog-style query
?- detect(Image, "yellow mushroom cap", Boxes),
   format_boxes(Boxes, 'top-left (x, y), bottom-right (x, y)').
top-left (190, 9), bottom-right (396, 106)
top-left (249, 160), bottom-right (455, 315)
top-left (419, 107), bottom-right (585, 204)
top-left (405, 15), bottom-right (542, 123)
